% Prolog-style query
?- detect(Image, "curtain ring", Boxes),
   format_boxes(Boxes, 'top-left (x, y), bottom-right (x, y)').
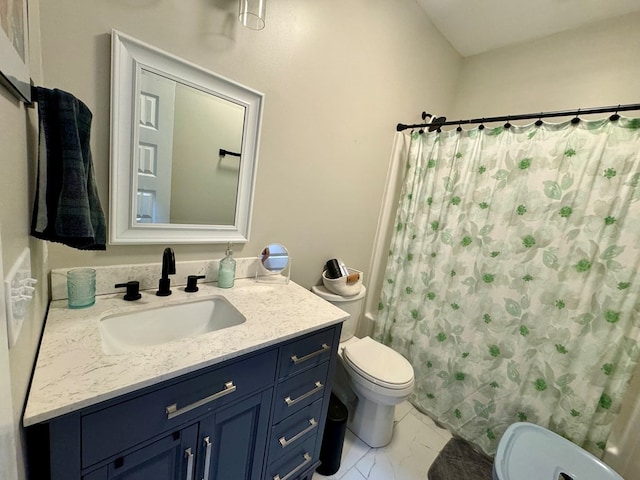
top-left (478, 118), bottom-right (485, 130)
top-left (571, 109), bottom-right (581, 124)
top-left (504, 115), bottom-right (511, 129)
top-left (456, 123), bottom-right (462, 133)
top-left (535, 113), bottom-right (543, 127)
top-left (610, 105), bottom-right (620, 122)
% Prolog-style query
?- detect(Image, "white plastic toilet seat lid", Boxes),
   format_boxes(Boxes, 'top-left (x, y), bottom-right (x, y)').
top-left (494, 422), bottom-right (623, 480)
top-left (342, 336), bottom-right (414, 389)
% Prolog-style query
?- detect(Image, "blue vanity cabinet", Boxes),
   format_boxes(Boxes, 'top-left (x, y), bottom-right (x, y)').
top-left (81, 424), bottom-right (199, 480)
top-left (81, 388), bottom-right (272, 480)
top-left (26, 324), bottom-right (342, 480)
top-left (194, 389), bottom-right (272, 480)
top-left (265, 325), bottom-right (342, 480)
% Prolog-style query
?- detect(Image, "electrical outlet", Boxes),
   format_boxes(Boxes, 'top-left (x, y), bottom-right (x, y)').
top-left (4, 248), bottom-right (37, 348)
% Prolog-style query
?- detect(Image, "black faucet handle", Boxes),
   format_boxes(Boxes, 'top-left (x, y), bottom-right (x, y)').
top-left (185, 275), bottom-right (206, 293)
top-left (114, 281), bottom-right (142, 301)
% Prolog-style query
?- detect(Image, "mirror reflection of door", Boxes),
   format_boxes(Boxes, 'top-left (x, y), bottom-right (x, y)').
top-left (135, 68), bottom-right (245, 227)
top-left (137, 69), bottom-right (175, 223)
top-left (170, 84), bottom-right (244, 225)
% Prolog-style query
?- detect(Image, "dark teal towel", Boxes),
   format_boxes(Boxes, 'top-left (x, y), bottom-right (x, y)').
top-left (31, 87), bottom-right (106, 250)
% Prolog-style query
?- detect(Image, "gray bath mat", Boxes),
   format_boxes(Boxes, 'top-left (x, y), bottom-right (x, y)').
top-left (428, 437), bottom-right (494, 480)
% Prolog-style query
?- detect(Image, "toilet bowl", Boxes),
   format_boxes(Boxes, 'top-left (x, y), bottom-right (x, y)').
top-left (311, 285), bottom-right (415, 447)
top-left (493, 422), bottom-right (623, 480)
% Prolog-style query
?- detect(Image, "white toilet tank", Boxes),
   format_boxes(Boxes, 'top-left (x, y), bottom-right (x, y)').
top-left (311, 285), bottom-right (366, 342)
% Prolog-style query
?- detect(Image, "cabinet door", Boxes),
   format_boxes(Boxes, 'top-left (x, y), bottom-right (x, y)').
top-left (100, 424), bottom-right (198, 480)
top-left (196, 389), bottom-right (272, 480)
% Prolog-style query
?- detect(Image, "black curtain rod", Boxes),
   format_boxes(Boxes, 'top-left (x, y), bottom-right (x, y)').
top-left (396, 102), bottom-right (640, 132)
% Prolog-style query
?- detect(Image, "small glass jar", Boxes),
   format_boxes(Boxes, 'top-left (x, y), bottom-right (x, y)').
top-left (67, 268), bottom-right (96, 308)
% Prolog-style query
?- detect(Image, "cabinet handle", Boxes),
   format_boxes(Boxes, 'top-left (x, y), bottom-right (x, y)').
top-left (201, 436), bottom-right (212, 480)
top-left (290, 343), bottom-right (330, 364)
top-left (166, 381), bottom-right (237, 419)
top-left (273, 452), bottom-right (312, 480)
top-left (278, 418), bottom-right (318, 448)
top-left (284, 381), bottom-right (323, 407)
top-left (185, 448), bottom-right (194, 480)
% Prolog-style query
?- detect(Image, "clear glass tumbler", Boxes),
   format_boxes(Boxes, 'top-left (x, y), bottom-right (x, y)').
top-left (67, 268), bottom-right (96, 309)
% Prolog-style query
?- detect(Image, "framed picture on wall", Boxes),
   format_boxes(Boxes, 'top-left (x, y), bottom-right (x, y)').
top-left (0, 0), bottom-right (30, 103)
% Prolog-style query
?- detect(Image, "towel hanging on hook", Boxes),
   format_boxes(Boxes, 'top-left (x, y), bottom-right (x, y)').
top-left (30, 86), bottom-right (106, 250)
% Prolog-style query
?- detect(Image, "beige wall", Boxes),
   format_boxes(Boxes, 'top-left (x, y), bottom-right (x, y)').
top-left (38, 0), bottom-right (462, 289)
top-left (451, 12), bottom-right (640, 120)
top-left (5, 2), bottom-right (639, 479)
top-left (0, 1), bottom-right (49, 479)
top-left (5, 3), bottom-right (459, 476)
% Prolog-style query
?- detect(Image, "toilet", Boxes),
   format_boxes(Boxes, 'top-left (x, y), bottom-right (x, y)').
top-left (311, 285), bottom-right (415, 448)
top-left (493, 422), bottom-right (623, 480)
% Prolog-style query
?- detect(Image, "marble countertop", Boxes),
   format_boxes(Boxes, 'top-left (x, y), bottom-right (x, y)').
top-left (23, 279), bottom-right (348, 426)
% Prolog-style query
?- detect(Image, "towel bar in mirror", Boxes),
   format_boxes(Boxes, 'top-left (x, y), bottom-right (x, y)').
top-left (109, 30), bottom-right (263, 244)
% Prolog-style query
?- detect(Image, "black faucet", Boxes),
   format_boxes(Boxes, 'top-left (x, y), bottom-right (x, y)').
top-left (156, 247), bottom-right (176, 296)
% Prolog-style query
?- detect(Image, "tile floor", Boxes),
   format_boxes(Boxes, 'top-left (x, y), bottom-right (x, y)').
top-left (313, 402), bottom-right (452, 480)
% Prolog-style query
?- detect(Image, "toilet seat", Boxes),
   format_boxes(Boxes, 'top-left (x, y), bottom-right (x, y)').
top-left (342, 336), bottom-right (414, 390)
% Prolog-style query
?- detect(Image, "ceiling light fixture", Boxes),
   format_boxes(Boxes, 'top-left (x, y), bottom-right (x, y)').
top-left (238, 0), bottom-right (266, 30)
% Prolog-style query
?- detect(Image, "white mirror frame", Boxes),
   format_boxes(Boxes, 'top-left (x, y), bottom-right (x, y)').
top-left (109, 30), bottom-right (263, 244)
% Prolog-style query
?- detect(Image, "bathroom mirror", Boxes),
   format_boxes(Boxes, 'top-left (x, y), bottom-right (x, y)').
top-left (109, 30), bottom-right (263, 244)
top-left (256, 243), bottom-right (291, 284)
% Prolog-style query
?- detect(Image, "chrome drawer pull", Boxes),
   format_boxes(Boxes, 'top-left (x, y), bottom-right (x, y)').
top-left (184, 448), bottom-right (194, 480)
top-left (166, 381), bottom-right (236, 419)
top-left (273, 452), bottom-right (312, 480)
top-left (278, 418), bottom-right (318, 448)
top-left (284, 381), bottom-right (323, 407)
top-left (290, 343), bottom-right (330, 364)
top-left (202, 436), bottom-right (212, 480)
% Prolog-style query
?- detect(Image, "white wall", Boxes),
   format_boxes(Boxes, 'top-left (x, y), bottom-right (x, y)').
top-left (38, 0), bottom-right (462, 289)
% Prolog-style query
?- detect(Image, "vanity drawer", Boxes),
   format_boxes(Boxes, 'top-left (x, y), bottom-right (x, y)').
top-left (81, 349), bottom-right (277, 467)
top-left (269, 398), bottom-right (323, 462)
top-left (279, 328), bottom-right (335, 379)
top-left (267, 435), bottom-right (318, 480)
top-left (273, 361), bottom-right (329, 423)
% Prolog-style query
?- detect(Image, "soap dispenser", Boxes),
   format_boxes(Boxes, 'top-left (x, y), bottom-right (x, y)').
top-left (218, 243), bottom-right (236, 288)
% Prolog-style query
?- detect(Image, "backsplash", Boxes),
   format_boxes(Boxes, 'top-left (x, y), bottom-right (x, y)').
top-left (51, 257), bottom-right (261, 301)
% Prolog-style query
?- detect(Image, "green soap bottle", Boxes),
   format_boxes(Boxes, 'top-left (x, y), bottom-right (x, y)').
top-left (218, 243), bottom-right (236, 288)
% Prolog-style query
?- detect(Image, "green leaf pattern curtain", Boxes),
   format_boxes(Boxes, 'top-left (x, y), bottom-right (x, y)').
top-left (374, 118), bottom-right (640, 456)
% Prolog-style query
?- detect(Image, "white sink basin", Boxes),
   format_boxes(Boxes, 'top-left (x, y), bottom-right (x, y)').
top-left (100, 296), bottom-right (246, 354)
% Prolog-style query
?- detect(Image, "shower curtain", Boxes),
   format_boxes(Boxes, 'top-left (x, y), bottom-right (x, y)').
top-left (374, 117), bottom-right (640, 456)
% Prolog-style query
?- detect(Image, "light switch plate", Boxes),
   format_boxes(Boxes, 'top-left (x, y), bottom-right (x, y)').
top-left (4, 248), bottom-right (36, 348)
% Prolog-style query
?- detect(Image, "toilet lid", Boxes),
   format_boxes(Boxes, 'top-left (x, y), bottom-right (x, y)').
top-left (342, 336), bottom-right (414, 389)
top-left (494, 422), bottom-right (623, 480)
